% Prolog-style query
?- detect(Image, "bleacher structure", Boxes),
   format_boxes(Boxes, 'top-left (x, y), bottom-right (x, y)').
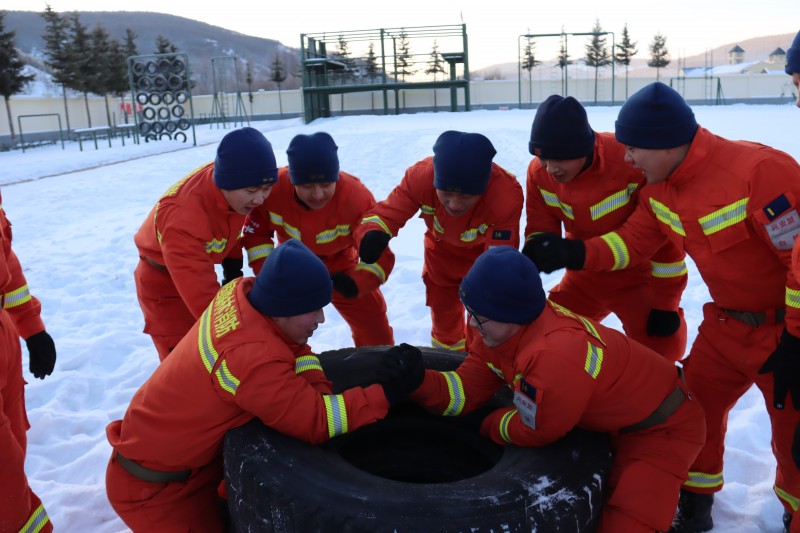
top-left (300, 24), bottom-right (471, 123)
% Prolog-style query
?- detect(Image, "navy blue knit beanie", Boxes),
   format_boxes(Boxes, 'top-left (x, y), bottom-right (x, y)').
top-left (214, 127), bottom-right (278, 190)
top-left (786, 30), bottom-right (800, 75)
top-left (528, 95), bottom-right (595, 159)
top-left (433, 131), bottom-right (497, 195)
top-left (615, 82), bottom-right (698, 149)
top-left (287, 132), bottom-right (340, 185)
top-left (248, 239), bottom-right (332, 317)
top-left (459, 246), bottom-right (546, 325)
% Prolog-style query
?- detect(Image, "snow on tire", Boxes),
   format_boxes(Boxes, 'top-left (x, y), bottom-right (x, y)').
top-left (224, 346), bottom-right (612, 532)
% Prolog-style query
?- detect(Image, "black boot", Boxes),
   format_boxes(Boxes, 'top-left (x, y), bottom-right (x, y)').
top-left (668, 489), bottom-right (714, 533)
top-left (784, 510), bottom-right (793, 533)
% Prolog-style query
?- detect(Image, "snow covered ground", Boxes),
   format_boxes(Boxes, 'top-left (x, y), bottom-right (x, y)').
top-left (3, 102), bottom-right (799, 531)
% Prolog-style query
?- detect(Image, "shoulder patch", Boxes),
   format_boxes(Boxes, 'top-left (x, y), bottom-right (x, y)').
top-left (492, 229), bottom-right (512, 241)
top-left (764, 194), bottom-right (791, 221)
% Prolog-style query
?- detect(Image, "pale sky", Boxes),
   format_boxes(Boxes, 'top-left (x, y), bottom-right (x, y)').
top-left (9, 0), bottom-right (800, 70)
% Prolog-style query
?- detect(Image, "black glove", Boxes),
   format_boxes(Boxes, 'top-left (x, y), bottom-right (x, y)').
top-left (377, 343), bottom-right (425, 406)
top-left (221, 257), bottom-right (244, 285)
top-left (646, 309), bottom-right (681, 337)
top-left (331, 272), bottom-right (359, 299)
top-left (359, 230), bottom-right (391, 264)
top-left (759, 329), bottom-right (800, 410)
top-left (26, 330), bottom-right (56, 379)
top-left (521, 232), bottom-right (585, 273)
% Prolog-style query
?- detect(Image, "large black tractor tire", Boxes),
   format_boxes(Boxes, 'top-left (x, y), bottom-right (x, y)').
top-left (224, 346), bottom-right (612, 532)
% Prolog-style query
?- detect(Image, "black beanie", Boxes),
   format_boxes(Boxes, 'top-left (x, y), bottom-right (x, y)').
top-left (248, 239), bottom-right (332, 317)
top-left (615, 82), bottom-right (698, 149)
top-left (459, 246), bottom-right (546, 325)
top-left (287, 132), bottom-right (340, 185)
top-left (213, 127), bottom-right (278, 190)
top-left (528, 95), bottom-right (595, 159)
top-left (432, 131), bottom-right (497, 195)
top-left (786, 30), bottom-right (800, 75)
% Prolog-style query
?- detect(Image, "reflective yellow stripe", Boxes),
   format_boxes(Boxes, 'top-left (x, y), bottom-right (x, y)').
top-left (460, 224), bottom-right (488, 243)
top-left (361, 214), bottom-right (392, 235)
top-left (486, 362), bottom-right (505, 380)
top-left (215, 361), bottom-right (240, 395)
top-left (550, 301), bottom-right (605, 346)
top-left (512, 373), bottom-right (523, 385)
top-left (538, 187), bottom-right (574, 220)
top-left (205, 238), bottom-right (227, 254)
top-left (355, 262), bottom-right (387, 283)
top-left (699, 198), bottom-right (748, 236)
top-left (776, 485), bottom-right (800, 512)
top-left (295, 355), bottom-right (322, 374)
top-left (431, 337), bottom-right (466, 351)
top-left (787, 287), bottom-right (800, 310)
top-left (684, 471), bottom-right (724, 489)
top-left (3, 284), bottom-right (32, 308)
top-left (433, 216), bottom-right (444, 234)
top-left (590, 183), bottom-right (639, 221)
top-left (19, 502), bottom-right (49, 533)
top-left (649, 198), bottom-right (686, 236)
top-left (269, 212), bottom-right (301, 240)
top-left (442, 371), bottom-right (466, 416)
top-left (246, 243), bottom-right (274, 264)
top-left (198, 281), bottom-right (241, 395)
top-left (420, 204), bottom-right (435, 215)
top-left (499, 410), bottom-right (517, 443)
top-left (584, 342), bottom-right (604, 379)
top-left (651, 260), bottom-right (688, 279)
top-left (316, 224), bottom-right (351, 244)
top-left (600, 232), bottom-right (630, 270)
top-left (323, 394), bottom-right (348, 437)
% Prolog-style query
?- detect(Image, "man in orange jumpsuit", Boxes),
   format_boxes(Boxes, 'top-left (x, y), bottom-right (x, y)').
top-left (106, 238), bottom-right (423, 532)
top-left (242, 132), bottom-right (394, 347)
top-left (787, 30), bottom-right (800, 107)
top-left (0, 195), bottom-right (56, 532)
top-left (357, 130), bottom-right (523, 351)
top-left (524, 94), bottom-right (688, 362)
top-left (408, 246), bottom-right (705, 532)
top-left (134, 127), bottom-right (277, 361)
top-left (525, 82), bottom-right (800, 533)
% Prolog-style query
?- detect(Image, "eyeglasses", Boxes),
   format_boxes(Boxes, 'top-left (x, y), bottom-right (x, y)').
top-left (465, 306), bottom-right (491, 331)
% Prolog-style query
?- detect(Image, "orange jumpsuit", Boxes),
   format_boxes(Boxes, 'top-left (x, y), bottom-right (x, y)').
top-left (582, 127), bottom-right (800, 528)
top-left (411, 301), bottom-right (705, 532)
top-left (106, 277), bottom-right (390, 532)
top-left (526, 132), bottom-right (688, 361)
top-left (0, 200), bottom-right (52, 533)
top-left (357, 157), bottom-right (523, 350)
top-left (242, 169), bottom-right (394, 346)
top-left (134, 163), bottom-right (246, 360)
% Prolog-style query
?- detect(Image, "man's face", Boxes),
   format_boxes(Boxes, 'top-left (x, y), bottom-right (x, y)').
top-left (436, 190), bottom-right (481, 217)
top-left (294, 182), bottom-right (337, 210)
top-left (273, 308), bottom-right (325, 345)
top-left (222, 184), bottom-right (273, 215)
top-left (466, 308), bottom-right (520, 348)
top-left (623, 146), bottom-right (683, 184)
top-left (792, 72), bottom-right (800, 108)
top-left (537, 157), bottom-right (587, 184)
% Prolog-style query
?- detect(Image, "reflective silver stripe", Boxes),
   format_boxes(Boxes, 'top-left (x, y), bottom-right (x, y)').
top-left (684, 471), bottom-right (724, 489)
top-left (361, 214), bottom-right (392, 235)
top-left (295, 355), bottom-right (323, 374)
top-left (584, 342), bottom-right (603, 379)
top-left (775, 485), bottom-right (800, 512)
top-left (442, 371), bottom-right (466, 416)
top-left (590, 183), bottom-right (639, 221)
top-left (205, 238), bottom-right (227, 254)
top-left (323, 394), bottom-right (348, 437)
top-left (433, 216), bottom-right (444, 234)
top-left (269, 212), bottom-right (301, 239)
top-left (460, 224), bottom-right (488, 243)
top-left (699, 198), bottom-right (748, 235)
top-left (245, 243), bottom-right (273, 264)
top-left (651, 260), bottom-right (688, 279)
top-left (355, 262), bottom-right (387, 283)
top-left (486, 362), bottom-right (505, 380)
top-left (420, 204), bottom-right (435, 215)
top-left (600, 232), bottom-right (630, 270)
top-left (431, 337), bottom-right (466, 351)
top-left (316, 224), bottom-right (351, 244)
top-left (649, 198), bottom-right (686, 236)
top-left (498, 410), bottom-right (517, 443)
top-left (3, 284), bottom-right (31, 308)
top-left (19, 502), bottom-right (49, 533)
top-left (538, 187), bottom-right (574, 220)
top-left (787, 287), bottom-right (800, 310)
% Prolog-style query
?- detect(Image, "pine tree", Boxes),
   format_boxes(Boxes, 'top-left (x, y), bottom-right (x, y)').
top-left (614, 23), bottom-right (638, 99)
top-left (365, 42), bottom-right (380, 82)
top-left (394, 29), bottom-right (416, 82)
top-left (89, 23), bottom-right (113, 126)
top-left (556, 30), bottom-right (571, 94)
top-left (270, 53), bottom-right (286, 117)
top-left (521, 31), bottom-right (541, 104)
top-left (334, 34), bottom-right (356, 84)
top-left (648, 32), bottom-right (670, 82)
top-left (123, 28), bottom-right (138, 57)
top-left (585, 19), bottom-right (611, 103)
top-left (0, 10), bottom-right (35, 143)
top-left (245, 58), bottom-right (254, 115)
top-left (425, 40), bottom-right (445, 81)
top-left (40, 4), bottom-right (74, 130)
top-left (154, 34), bottom-right (178, 55)
top-left (65, 12), bottom-right (95, 127)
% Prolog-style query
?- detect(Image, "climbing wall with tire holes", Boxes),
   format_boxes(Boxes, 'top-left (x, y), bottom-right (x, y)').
top-left (128, 53), bottom-right (195, 144)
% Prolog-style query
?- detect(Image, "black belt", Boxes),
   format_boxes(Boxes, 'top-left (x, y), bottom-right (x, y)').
top-left (721, 308), bottom-right (786, 328)
top-left (142, 256), bottom-right (168, 272)
top-left (621, 368), bottom-right (687, 434)
top-left (116, 451), bottom-right (191, 483)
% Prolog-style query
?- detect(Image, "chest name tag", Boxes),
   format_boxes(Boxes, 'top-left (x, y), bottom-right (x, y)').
top-left (764, 208), bottom-right (800, 250)
top-left (513, 379), bottom-right (538, 430)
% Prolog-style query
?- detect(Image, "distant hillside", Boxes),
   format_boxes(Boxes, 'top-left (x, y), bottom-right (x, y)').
top-left (473, 32), bottom-right (796, 80)
top-left (5, 10), bottom-right (302, 95)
